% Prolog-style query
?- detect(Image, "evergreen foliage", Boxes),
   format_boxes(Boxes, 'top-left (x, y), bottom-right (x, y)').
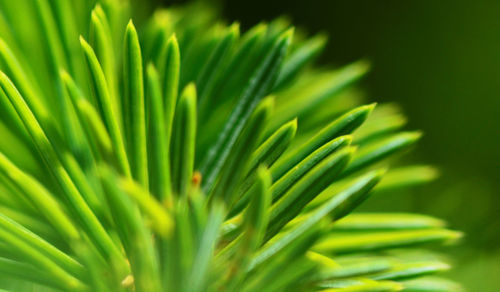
top-left (0, 1), bottom-right (461, 291)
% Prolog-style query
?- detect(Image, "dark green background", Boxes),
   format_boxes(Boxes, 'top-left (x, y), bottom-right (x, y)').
top-left (160, 0), bottom-right (500, 289)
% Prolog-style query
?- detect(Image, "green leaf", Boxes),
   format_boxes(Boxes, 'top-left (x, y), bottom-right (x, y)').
top-left (0, 72), bottom-right (127, 276)
top-left (197, 23), bottom-right (267, 122)
top-left (118, 177), bottom-right (173, 238)
top-left (0, 152), bottom-right (78, 241)
top-left (274, 33), bottom-right (327, 90)
top-left (271, 135), bottom-right (352, 202)
top-left (252, 170), bottom-right (383, 269)
top-left (373, 165), bottom-right (439, 193)
top-left (199, 28), bottom-right (293, 193)
top-left (353, 104), bottom-right (407, 145)
top-left (259, 258), bottom-right (317, 292)
top-left (332, 213), bottom-right (445, 231)
top-left (0, 75), bottom-right (31, 144)
top-left (248, 118), bottom-right (297, 174)
top-left (100, 166), bottom-right (161, 292)
top-left (227, 119), bottom-right (299, 217)
top-left (318, 257), bottom-right (392, 280)
top-left (271, 104), bottom-right (374, 180)
top-left (266, 147), bottom-right (354, 239)
top-left (216, 167), bottom-right (272, 288)
top-left (163, 197), bottom-right (195, 291)
top-left (60, 70), bottom-right (113, 162)
top-left (210, 97), bottom-right (273, 205)
top-left (60, 152), bottom-right (108, 224)
top-left (0, 213), bottom-right (84, 279)
top-left (0, 206), bottom-right (59, 243)
top-left (244, 167), bottom-right (272, 237)
top-left (187, 202), bottom-right (225, 292)
top-left (245, 222), bottom-right (323, 285)
top-left (170, 83), bottom-right (197, 197)
top-left (33, 0), bottom-right (79, 148)
top-left (123, 20), bottom-right (148, 188)
top-left (146, 63), bottom-right (170, 200)
top-left (319, 278), bottom-right (402, 291)
top-left (51, 0), bottom-right (86, 87)
top-left (157, 33), bottom-right (181, 121)
top-left (342, 131), bottom-right (422, 177)
top-left (179, 26), bottom-right (222, 89)
top-left (0, 174), bottom-right (37, 215)
top-left (314, 229), bottom-right (462, 255)
top-left (90, 5), bottom-right (119, 116)
top-left (0, 257), bottom-right (71, 291)
top-left (0, 215), bottom-right (86, 290)
top-left (0, 153), bottom-right (79, 241)
top-left (80, 36), bottom-right (131, 177)
top-left (401, 276), bottom-right (464, 292)
top-left (155, 34), bottom-right (180, 199)
top-left (269, 61), bottom-right (370, 132)
top-left (0, 39), bottom-right (49, 131)
top-left (33, 0), bottom-right (66, 75)
top-left (369, 261), bottom-right (450, 281)
top-left (196, 23), bottom-right (239, 101)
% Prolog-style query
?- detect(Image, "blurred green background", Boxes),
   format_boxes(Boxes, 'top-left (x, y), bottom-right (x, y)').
top-left (160, 0), bottom-right (500, 290)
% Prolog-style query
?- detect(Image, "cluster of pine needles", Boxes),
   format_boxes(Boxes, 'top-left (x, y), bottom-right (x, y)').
top-left (0, 0), bottom-right (462, 291)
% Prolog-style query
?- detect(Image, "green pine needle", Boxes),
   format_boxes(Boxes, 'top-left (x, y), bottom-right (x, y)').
top-left (0, 1), bottom-right (462, 292)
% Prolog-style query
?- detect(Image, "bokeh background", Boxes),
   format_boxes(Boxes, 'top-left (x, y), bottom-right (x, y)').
top-left (158, 0), bottom-right (500, 290)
